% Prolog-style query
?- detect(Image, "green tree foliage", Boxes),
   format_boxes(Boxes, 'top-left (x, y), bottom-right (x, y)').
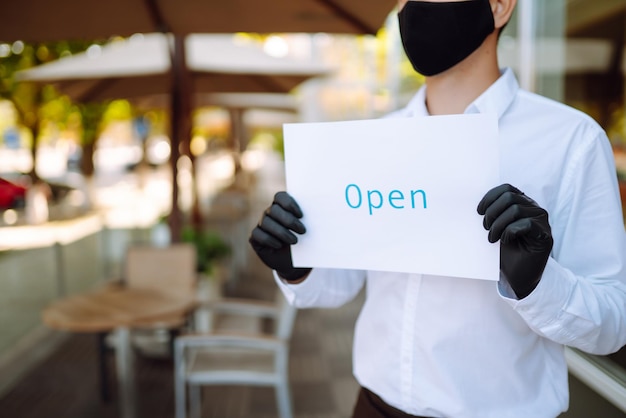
top-left (0, 40), bottom-right (98, 119)
top-left (0, 39), bottom-right (105, 178)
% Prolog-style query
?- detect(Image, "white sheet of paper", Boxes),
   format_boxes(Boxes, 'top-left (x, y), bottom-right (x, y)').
top-left (283, 113), bottom-right (500, 281)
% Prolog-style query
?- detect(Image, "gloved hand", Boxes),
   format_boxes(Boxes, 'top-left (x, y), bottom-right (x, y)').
top-left (477, 184), bottom-right (553, 299)
top-left (249, 191), bottom-right (312, 281)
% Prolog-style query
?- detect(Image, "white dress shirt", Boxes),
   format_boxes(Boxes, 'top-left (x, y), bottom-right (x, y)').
top-left (274, 68), bottom-right (626, 418)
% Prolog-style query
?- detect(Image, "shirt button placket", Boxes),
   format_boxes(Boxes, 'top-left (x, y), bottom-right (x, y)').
top-left (400, 274), bottom-right (421, 412)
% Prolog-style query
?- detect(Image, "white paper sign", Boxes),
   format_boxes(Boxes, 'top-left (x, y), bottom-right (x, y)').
top-left (283, 113), bottom-right (500, 281)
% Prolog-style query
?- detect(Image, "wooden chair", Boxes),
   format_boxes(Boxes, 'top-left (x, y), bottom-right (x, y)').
top-left (99, 243), bottom-right (199, 401)
top-left (125, 243), bottom-right (197, 313)
top-left (122, 243), bottom-right (199, 355)
top-left (174, 292), bottom-right (298, 418)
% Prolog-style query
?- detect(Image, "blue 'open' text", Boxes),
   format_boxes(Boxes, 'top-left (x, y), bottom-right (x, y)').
top-left (344, 183), bottom-right (428, 215)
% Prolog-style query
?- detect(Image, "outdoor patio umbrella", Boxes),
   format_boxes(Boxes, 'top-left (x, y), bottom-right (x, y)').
top-left (0, 0), bottom-right (395, 42)
top-left (16, 34), bottom-right (332, 103)
top-left (3, 0), bottom-right (395, 241)
top-left (16, 33), bottom-right (332, 236)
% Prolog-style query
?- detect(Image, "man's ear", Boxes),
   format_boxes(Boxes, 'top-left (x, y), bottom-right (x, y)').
top-left (492, 0), bottom-right (517, 30)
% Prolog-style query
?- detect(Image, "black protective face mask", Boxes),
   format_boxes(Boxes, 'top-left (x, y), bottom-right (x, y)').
top-left (398, 0), bottom-right (495, 76)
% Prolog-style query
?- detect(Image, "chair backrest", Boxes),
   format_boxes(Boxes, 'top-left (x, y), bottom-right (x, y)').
top-left (124, 243), bottom-right (197, 298)
top-left (273, 292), bottom-right (298, 341)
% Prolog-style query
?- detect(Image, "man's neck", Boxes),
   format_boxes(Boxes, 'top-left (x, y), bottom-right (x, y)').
top-left (424, 36), bottom-right (501, 116)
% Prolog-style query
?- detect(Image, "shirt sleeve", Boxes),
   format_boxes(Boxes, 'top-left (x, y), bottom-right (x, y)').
top-left (274, 268), bottom-right (366, 309)
top-left (499, 128), bottom-right (626, 355)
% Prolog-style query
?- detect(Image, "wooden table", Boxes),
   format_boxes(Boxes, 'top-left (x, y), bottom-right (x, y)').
top-left (42, 284), bottom-right (196, 418)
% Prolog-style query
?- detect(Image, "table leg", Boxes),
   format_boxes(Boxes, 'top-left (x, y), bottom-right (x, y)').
top-left (115, 327), bottom-right (136, 418)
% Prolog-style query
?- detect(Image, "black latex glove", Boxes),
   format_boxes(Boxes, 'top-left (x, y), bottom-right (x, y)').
top-left (477, 184), bottom-right (553, 299)
top-left (249, 191), bottom-right (312, 281)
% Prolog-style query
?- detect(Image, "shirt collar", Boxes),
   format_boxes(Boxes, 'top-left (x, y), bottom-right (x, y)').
top-left (404, 85), bottom-right (429, 117)
top-left (404, 67), bottom-right (519, 119)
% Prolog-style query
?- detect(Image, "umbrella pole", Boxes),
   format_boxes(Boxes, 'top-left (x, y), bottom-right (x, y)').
top-left (229, 107), bottom-right (244, 173)
top-left (168, 34), bottom-right (192, 242)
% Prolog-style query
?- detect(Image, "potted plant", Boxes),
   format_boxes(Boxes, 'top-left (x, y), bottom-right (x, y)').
top-left (181, 226), bottom-right (232, 277)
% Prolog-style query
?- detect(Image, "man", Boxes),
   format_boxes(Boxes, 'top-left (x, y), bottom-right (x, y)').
top-left (249, 0), bottom-right (626, 417)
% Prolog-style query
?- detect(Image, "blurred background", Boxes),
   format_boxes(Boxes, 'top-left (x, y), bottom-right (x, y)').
top-left (0, 1), bottom-right (625, 417)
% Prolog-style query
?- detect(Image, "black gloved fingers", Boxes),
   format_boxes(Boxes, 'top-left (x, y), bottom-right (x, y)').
top-left (487, 203), bottom-right (520, 243)
top-left (482, 192), bottom-right (525, 231)
top-left (258, 213), bottom-right (299, 245)
top-left (249, 225), bottom-right (284, 250)
top-left (487, 203), bottom-right (546, 243)
top-left (273, 191), bottom-right (304, 218)
top-left (477, 183), bottom-right (522, 215)
top-left (497, 217), bottom-right (536, 244)
top-left (480, 187), bottom-right (536, 230)
top-left (266, 202), bottom-right (306, 234)
top-left (501, 217), bottom-right (553, 248)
